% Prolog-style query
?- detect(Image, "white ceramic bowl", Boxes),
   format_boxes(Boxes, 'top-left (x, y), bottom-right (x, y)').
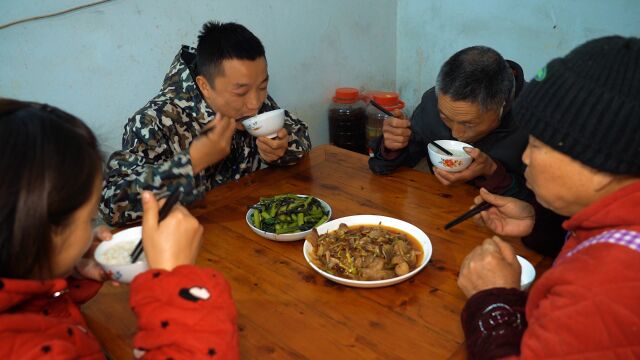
top-left (303, 215), bottom-right (433, 288)
top-left (94, 226), bottom-right (148, 283)
top-left (428, 140), bottom-right (473, 172)
top-left (517, 255), bottom-right (536, 290)
top-left (241, 109), bottom-right (285, 138)
top-left (246, 195), bottom-right (332, 242)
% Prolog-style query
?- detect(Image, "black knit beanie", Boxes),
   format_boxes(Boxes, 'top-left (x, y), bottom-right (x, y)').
top-left (514, 36), bottom-right (640, 175)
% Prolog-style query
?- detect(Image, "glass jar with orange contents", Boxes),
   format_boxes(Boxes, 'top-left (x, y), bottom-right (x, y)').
top-left (329, 87), bottom-right (367, 154)
top-left (365, 91), bottom-right (405, 156)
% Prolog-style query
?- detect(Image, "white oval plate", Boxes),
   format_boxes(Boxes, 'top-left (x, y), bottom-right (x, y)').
top-left (246, 195), bottom-right (332, 242)
top-left (303, 215), bottom-right (433, 288)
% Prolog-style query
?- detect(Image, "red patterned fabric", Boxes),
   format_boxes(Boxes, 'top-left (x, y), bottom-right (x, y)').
top-left (0, 265), bottom-right (238, 359)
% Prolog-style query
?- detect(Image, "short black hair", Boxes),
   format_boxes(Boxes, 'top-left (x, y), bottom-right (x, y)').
top-left (436, 46), bottom-right (514, 112)
top-left (196, 21), bottom-right (266, 82)
top-left (0, 99), bottom-right (102, 279)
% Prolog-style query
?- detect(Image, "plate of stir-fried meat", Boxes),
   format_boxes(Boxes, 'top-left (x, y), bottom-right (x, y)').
top-left (303, 215), bottom-right (432, 288)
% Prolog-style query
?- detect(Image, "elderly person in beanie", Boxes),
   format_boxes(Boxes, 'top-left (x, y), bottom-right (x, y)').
top-left (457, 36), bottom-right (640, 359)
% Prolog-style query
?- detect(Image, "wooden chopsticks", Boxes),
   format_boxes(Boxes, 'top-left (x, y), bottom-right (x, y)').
top-left (129, 190), bottom-right (182, 263)
top-left (444, 201), bottom-right (492, 230)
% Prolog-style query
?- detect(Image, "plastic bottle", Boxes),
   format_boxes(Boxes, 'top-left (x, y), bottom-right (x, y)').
top-left (328, 88), bottom-right (367, 154)
top-left (365, 91), bottom-right (405, 156)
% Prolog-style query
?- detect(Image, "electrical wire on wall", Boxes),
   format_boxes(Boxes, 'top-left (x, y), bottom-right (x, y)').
top-left (0, 0), bottom-right (112, 30)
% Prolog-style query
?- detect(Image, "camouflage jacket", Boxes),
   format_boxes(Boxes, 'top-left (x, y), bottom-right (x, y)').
top-left (100, 46), bottom-right (311, 226)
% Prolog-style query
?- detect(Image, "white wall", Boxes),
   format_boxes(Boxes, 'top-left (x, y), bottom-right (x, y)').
top-left (3, 0), bottom-right (638, 150)
top-left (0, 0), bottom-right (397, 153)
top-left (396, 0), bottom-right (640, 113)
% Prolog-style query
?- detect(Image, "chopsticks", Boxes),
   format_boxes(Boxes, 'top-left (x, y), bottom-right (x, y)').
top-left (200, 115), bottom-right (252, 136)
top-left (368, 97), bottom-right (395, 117)
top-left (444, 201), bottom-right (492, 230)
top-left (130, 190), bottom-right (183, 263)
top-left (368, 99), bottom-right (453, 156)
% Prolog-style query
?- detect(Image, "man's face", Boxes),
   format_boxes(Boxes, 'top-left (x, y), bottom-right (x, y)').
top-left (437, 94), bottom-right (502, 143)
top-left (197, 57), bottom-right (269, 129)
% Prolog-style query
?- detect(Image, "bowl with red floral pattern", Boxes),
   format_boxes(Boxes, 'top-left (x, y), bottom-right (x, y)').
top-left (428, 140), bottom-right (473, 172)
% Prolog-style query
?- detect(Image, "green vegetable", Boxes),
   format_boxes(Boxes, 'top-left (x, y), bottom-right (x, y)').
top-left (249, 194), bottom-right (330, 234)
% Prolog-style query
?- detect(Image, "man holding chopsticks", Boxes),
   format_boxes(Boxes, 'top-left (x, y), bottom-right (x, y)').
top-left (369, 46), bottom-right (528, 200)
top-left (100, 21), bottom-right (311, 226)
top-left (369, 46), bottom-right (565, 257)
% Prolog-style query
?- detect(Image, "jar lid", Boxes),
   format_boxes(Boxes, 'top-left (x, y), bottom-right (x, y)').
top-left (371, 91), bottom-right (405, 110)
top-left (333, 87), bottom-right (360, 103)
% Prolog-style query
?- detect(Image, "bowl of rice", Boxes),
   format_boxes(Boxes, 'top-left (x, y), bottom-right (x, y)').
top-left (94, 226), bottom-right (148, 283)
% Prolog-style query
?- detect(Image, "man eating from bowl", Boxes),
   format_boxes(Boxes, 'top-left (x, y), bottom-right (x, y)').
top-left (101, 21), bottom-right (311, 226)
top-left (369, 46), bottom-right (565, 257)
top-left (369, 46), bottom-right (528, 199)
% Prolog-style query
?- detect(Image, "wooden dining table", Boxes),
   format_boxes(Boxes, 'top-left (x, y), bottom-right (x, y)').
top-left (82, 144), bottom-right (552, 360)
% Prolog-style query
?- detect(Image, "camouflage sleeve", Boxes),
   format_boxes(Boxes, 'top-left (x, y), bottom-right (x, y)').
top-left (100, 102), bottom-right (204, 226)
top-left (263, 95), bottom-right (312, 166)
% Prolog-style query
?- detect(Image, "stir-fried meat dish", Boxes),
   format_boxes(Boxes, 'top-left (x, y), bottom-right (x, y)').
top-left (306, 223), bottom-right (422, 281)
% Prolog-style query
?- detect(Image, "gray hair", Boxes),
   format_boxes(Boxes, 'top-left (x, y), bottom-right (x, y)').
top-left (435, 46), bottom-right (514, 112)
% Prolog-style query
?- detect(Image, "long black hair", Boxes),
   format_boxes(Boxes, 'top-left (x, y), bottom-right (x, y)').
top-left (0, 99), bottom-right (102, 279)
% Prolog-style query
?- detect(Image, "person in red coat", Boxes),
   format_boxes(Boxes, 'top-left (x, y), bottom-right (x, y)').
top-left (0, 99), bottom-right (238, 359)
top-left (457, 36), bottom-right (640, 359)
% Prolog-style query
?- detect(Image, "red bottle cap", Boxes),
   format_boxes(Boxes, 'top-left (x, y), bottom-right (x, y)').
top-left (333, 87), bottom-right (360, 104)
top-left (370, 91), bottom-right (405, 110)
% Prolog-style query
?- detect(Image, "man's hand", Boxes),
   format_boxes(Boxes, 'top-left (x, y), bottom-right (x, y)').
top-left (257, 128), bottom-right (289, 163)
top-left (473, 188), bottom-right (536, 237)
top-left (458, 236), bottom-right (521, 298)
top-left (382, 110), bottom-right (411, 151)
top-left (433, 147), bottom-right (497, 185)
top-left (189, 113), bottom-right (237, 174)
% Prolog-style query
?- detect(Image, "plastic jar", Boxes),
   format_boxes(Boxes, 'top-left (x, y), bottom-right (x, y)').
top-left (365, 91), bottom-right (405, 155)
top-left (329, 88), bottom-right (367, 154)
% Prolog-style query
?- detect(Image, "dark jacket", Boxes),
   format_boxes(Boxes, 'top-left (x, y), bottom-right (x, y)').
top-left (369, 61), bottom-right (565, 257)
top-left (369, 61), bottom-right (529, 200)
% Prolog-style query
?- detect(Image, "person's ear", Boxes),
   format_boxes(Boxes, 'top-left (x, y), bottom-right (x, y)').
top-left (195, 75), bottom-right (213, 98)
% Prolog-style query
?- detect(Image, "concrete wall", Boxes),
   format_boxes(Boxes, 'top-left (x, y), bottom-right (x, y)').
top-left (3, 0), bottom-right (638, 149)
top-left (396, 0), bottom-right (640, 113)
top-left (0, 0), bottom-right (396, 153)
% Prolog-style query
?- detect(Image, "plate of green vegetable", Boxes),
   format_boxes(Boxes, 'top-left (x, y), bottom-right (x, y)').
top-left (246, 194), bottom-right (332, 241)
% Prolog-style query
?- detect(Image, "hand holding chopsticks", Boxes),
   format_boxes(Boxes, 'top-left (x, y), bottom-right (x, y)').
top-left (368, 98), bottom-right (453, 156)
top-left (444, 188), bottom-right (536, 236)
top-left (444, 201), bottom-right (492, 230)
top-left (130, 190), bottom-right (182, 262)
top-left (200, 115), bottom-right (252, 136)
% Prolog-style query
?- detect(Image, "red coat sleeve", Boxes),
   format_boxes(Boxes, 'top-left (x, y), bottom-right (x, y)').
top-left (462, 244), bottom-right (640, 359)
top-left (130, 265), bottom-right (239, 359)
top-left (518, 244), bottom-right (640, 358)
